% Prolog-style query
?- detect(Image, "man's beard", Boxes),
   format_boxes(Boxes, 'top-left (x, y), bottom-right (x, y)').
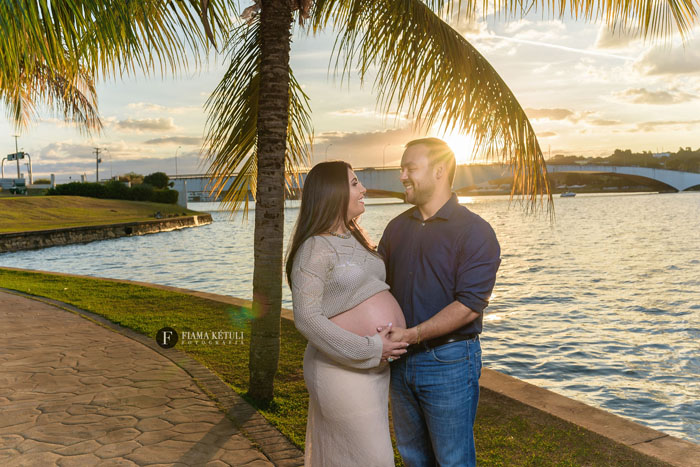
top-left (405, 183), bottom-right (435, 206)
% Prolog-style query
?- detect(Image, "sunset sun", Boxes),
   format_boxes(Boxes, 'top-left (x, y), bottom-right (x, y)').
top-left (439, 132), bottom-right (478, 165)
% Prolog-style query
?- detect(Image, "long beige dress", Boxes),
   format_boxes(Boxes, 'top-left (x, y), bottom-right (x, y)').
top-left (291, 235), bottom-right (395, 467)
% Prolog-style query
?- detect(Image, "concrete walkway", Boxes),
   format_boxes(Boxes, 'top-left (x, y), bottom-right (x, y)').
top-left (0, 290), bottom-right (302, 466)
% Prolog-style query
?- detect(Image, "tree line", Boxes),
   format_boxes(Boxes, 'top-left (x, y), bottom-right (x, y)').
top-left (548, 148), bottom-right (700, 173)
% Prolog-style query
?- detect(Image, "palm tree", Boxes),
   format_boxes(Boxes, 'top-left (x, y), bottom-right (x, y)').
top-left (203, 0), bottom-right (697, 404)
top-left (203, 0), bottom-right (312, 404)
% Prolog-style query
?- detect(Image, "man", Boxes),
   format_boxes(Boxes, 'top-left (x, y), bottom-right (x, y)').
top-left (377, 137), bottom-right (501, 466)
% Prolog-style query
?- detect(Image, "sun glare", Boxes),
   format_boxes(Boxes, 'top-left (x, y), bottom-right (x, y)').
top-left (439, 133), bottom-right (478, 165)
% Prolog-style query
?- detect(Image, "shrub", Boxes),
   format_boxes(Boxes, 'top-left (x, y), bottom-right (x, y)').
top-left (104, 180), bottom-right (130, 199)
top-left (151, 188), bottom-right (179, 204)
top-left (47, 182), bottom-right (107, 198)
top-left (33, 178), bottom-right (51, 184)
top-left (47, 181), bottom-right (179, 204)
top-left (128, 183), bottom-right (154, 201)
top-left (143, 172), bottom-right (170, 189)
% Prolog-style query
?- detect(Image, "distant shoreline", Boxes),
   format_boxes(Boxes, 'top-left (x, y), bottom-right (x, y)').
top-left (454, 187), bottom-right (681, 197)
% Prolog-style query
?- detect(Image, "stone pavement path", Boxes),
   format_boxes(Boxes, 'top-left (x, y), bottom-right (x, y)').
top-left (0, 290), bottom-right (283, 466)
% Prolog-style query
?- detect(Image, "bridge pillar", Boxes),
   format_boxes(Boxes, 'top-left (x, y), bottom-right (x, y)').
top-left (176, 180), bottom-right (188, 208)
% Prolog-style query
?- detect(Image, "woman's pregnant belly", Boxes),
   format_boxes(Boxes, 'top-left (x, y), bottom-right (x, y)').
top-left (329, 290), bottom-right (406, 337)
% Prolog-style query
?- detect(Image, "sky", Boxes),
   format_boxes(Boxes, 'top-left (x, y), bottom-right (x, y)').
top-left (2, 5), bottom-right (699, 183)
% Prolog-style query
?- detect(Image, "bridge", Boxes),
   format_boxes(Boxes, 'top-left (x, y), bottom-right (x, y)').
top-left (545, 165), bottom-right (700, 192)
top-left (170, 165), bottom-right (700, 206)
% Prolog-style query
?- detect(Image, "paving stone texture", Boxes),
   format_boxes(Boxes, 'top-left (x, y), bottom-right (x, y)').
top-left (0, 290), bottom-right (303, 466)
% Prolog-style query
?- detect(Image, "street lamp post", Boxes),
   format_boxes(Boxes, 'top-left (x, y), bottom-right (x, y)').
top-left (13, 135), bottom-right (20, 177)
top-left (94, 147), bottom-right (102, 182)
top-left (175, 146), bottom-right (181, 177)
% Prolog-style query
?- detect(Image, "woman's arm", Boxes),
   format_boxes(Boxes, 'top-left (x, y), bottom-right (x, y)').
top-left (291, 237), bottom-right (383, 369)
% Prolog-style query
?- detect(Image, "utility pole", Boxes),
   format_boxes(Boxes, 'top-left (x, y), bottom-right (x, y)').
top-left (94, 147), bottom-right (102, 182)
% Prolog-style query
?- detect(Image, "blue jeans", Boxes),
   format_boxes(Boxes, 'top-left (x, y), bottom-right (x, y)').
top-left (390, 338), bottom-right (482, 467)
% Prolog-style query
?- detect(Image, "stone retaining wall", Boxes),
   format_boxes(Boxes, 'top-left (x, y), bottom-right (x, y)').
top-left (0, 214), bottom-right (213, 253)
top-left (480, 369), bottom-right (699, 466)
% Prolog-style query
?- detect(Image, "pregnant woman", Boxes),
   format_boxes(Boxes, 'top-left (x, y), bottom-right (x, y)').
top-left (285, 161), bottom-right (408, 466)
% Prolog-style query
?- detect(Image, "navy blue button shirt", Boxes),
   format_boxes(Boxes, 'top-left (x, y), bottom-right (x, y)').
top-left (378, 194), bottom-right (501, 335)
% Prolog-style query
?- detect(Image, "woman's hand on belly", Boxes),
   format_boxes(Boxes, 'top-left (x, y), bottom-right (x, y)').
top-left (378, 325), bottom-right (409, 363)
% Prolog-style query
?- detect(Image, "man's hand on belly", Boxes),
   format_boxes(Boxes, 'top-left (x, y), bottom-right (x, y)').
top-left (377, 325), bottom-right (419, 345)
top-left (379, 301), bottom-right (479, 344)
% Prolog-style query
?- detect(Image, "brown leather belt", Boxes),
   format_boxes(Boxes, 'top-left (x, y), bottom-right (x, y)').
top-left (405, 332), bottom-right (479, 356)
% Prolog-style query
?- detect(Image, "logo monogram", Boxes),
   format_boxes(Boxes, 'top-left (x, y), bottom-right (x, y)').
top-left (156, 327), bottom-right (178, 349)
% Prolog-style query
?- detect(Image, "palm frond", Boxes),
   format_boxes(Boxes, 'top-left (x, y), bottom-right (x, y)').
top-left (202, 20), bottom-right (313, 217)
top-left (506, 0), bottom-right (699, 40)
top-left (316, 0), bottom-right (553, 213)
top-left (3, 63), bottom-right (102, 134)
top-left (0, 1), bottom-right (234, 131)
top-left (0, 1), bottom-right (233, 77)
top-left (316, 0), bottom-right (698, 40)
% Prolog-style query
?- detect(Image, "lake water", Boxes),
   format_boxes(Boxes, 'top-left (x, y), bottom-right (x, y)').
top-left (2, 192), bottom-right (699, 443)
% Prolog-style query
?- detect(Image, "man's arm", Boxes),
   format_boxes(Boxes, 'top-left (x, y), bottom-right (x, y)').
top-left (385, 301), bottom-right (478, 344)
top-left (386, 219), bottom-right (500, 344)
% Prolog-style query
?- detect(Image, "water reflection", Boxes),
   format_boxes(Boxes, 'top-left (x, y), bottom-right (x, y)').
top-left (1, 192), bottom-right (699, 443)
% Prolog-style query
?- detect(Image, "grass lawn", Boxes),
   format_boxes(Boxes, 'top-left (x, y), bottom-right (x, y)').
top-left (0, 195), bottom-right (204, 233)
top-left (0, 268), bottom-right (668, 466)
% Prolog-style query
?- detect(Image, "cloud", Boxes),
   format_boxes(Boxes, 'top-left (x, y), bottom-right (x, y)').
top-left (615, 87), bottom-right (697, 105)
top-left (448, 3), bottom-right (489, 37)
top-left (525, 108), bottom-right (626, 139)
top-left (317, 126), bottom-right (415, 146)
top-left (633, 119), bottom-right (700, 132)
top-left (126, 102), bottom-right (198, 115)
top-left (503, 19), bottom-right (567, 42)
top-left (525, 108), bottom-right (577, 121)
top-left (33, 140), bottom-right (175, 164)
top-left (29, 141), bottom-right (202, 182)
top-left (33, 155), bottom-right (201, 183)
top-left (595, 26), bottom-right (639, 49)
top-left (635, 43), bottom-right (700, 75)
top-left (115, 118), bottom-right (175, 132)
top-left (588, 118), bottom-right (622, 126)
top-left (329, 108), bottom-right (409, 121)
top-left (35, 142), bottom-right (95, 161)
top-left (314, 126), bottom-right (420, 166)
top-left (329, 108), bottom-right (381, 118)
top-left (126, 102), bottom-right (168, 112)
top-left (525, 108), bottom-right (622, 127)
top-left (144, 136), bottom-right (202, 145)
top-left (453, 14), bottom-right (489, 37)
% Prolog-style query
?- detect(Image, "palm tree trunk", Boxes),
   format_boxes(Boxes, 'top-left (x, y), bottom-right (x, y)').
top-left (248, 0), bottom-right (293, 404)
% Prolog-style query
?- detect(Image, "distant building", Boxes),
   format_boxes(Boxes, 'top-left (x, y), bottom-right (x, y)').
top-left (652, 152), bottom-right (671, 159)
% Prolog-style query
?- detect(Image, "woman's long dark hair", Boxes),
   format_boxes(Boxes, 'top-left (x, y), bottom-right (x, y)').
top-left (285, 161), bottom-right (376, 286)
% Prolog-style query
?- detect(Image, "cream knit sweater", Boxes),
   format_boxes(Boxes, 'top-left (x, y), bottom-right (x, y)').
top-left (290, 234), bottom-right (390, 369)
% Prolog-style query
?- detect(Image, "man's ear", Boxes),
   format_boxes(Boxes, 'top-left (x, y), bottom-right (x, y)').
top-left (434, 163), bottom-right (445, 180)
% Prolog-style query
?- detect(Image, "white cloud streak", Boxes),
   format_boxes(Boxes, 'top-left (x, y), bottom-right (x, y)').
top-left (485, 34), bottom-right (633, 60)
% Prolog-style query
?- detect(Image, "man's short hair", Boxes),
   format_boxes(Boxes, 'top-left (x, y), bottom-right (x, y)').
top-left (405, 137), bottom-right (456, 185)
